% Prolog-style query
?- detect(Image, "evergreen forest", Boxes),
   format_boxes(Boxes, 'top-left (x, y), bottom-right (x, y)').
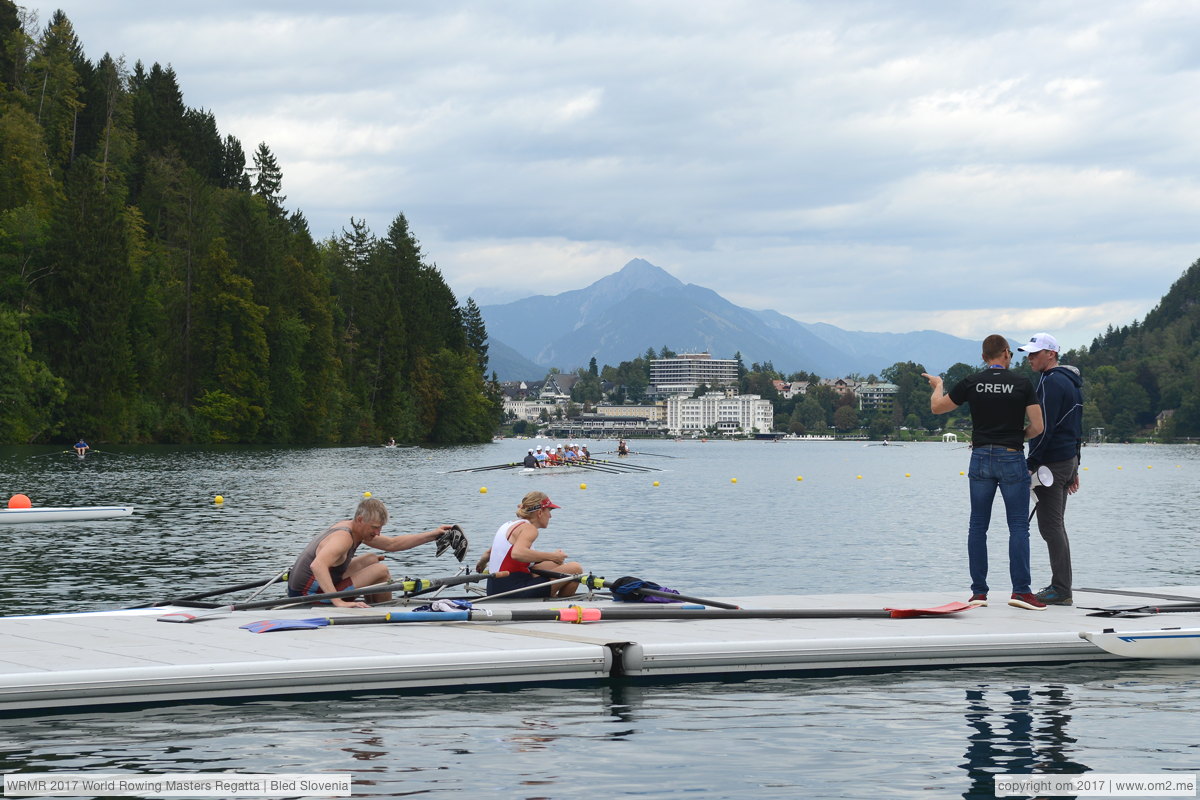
top-left (0, 5), bottom-right (500, 445)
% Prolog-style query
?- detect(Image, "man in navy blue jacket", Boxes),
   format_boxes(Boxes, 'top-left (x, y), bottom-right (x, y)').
top-left (1017, 332), bottom-right (1084, 606)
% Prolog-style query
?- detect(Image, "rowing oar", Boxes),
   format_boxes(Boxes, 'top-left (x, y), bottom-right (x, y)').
top-left (585, 458), bottom-right (660, 472)
top-left (130, 570), bottom-right (291, 608)
top-left (1082, 603), bottom-right (1200, 618)
top-left (445, 462), bottom-right (521, 474)
top-left (1078, 587), bottom-right (1200, 603)
top-left (157, 571), bottom-right (495, 622)
top-left (240, 601), bottom-right (975, 633)
top-left (568, 461), bottom-right (622, 474)
top-left (534, 569), bottom-right (740, 609)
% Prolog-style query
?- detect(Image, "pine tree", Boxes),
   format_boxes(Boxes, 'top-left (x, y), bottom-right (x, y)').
top-left (462, 296), bottom-right (489, 376)
top-left (250, 141), bottom-right (285, 217)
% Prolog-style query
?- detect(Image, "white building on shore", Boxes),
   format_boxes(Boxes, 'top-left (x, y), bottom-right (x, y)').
top-left (650, 353), bottom-right (739, 397)
top-left (664, 391), bottom-right (774, 435)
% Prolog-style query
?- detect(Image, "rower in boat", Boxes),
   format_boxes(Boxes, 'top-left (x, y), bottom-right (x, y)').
top-left (522, 449), bottom-right (539, 468)
top-left (617, 439), bottom-right (629, 456)
top-left (74, 439), bottom-right (90, 457)
top-left (534, 446), bottom-right (548, 466)
top-left (475, 491), bottom-right (582, 598)
top-left (286, 498), bottom-right (456, 608)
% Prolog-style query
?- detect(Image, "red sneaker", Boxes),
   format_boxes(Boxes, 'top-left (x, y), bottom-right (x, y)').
top-left (1008, 593), bottom-right (1047, 610)
top-left (968, 594), bottom-right (988, 607)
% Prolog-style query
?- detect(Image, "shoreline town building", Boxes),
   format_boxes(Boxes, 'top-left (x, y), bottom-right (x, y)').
top-left (649, 353), bottom-right (739, 398)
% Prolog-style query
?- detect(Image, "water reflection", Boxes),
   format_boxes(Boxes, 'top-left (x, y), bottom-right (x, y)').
top-left (961, 683), bottom-right (1089, 800)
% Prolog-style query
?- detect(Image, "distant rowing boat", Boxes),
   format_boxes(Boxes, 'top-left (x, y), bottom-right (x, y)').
top-left (0, 506), bottom-right (135, 524)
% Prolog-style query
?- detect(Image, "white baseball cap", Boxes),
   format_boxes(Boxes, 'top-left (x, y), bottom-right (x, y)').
top-left (1017, 332), bottom-right (1060, 354)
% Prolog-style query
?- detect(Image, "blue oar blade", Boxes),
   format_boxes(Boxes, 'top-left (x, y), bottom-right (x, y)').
top-left (241, 618), bottom-right (331, 633)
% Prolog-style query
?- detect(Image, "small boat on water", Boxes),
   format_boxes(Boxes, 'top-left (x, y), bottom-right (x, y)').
top-left (0, 505), bottom-right (135, 524)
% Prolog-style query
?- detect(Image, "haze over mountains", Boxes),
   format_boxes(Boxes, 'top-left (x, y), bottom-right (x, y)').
top-left (478, 259), bottom-right (984, 381)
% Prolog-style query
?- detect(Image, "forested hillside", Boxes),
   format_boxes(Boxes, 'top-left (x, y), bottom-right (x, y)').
top-left (1068, 257), bottom-right (1200, 439)
top-left (0, 5), bottom-right (499, 444)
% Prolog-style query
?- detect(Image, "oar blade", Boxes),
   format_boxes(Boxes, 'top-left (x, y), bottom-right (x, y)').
top-left (157, 605), bottom-right (234, 623)
top-left (884, 601), bottom-right (975, 619)
top-left (240, 618), bottom-right (331, 633)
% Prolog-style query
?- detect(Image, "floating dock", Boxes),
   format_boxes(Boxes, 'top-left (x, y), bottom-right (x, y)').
top-left (1, 587), bottom-right (1197, 714)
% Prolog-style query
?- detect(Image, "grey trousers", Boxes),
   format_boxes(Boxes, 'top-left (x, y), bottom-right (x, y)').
top-left (1032, 457), bottom-right (1079, 595)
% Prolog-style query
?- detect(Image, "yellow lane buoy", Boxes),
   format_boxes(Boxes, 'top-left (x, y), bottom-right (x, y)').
top-left (363, 491), bottom-right (372, 498)
top-left (796, 476), bottom-right (803, 481)
top-left (730, 478), bottom-right (737, 484)
top-left (214, 495), bottom-right (224, 504)
top-left (479, 487), bottom-right (488, 494)
top-left (579, 483), bottom-right (587, 490)
top-left (856, 475), bottom-right (862, 480)
top-left (653, 481), bottom-right (660, 486)
top-left (960, 471), bottom-right (965, 476)
top-left (905, 473), bottom-right (911, 478)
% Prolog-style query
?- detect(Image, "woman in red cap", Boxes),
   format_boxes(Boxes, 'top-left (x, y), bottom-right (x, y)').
top-left (477, 490), bottom-right (582, 598)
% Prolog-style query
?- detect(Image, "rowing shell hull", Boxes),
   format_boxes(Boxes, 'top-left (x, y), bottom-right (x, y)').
top-left (1080, 628), bottom-right (1200, 659)
top-left (0, 505), bottom-right (135, 524)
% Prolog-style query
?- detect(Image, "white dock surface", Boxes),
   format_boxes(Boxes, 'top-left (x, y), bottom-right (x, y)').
top-left (1, 587), bottom-right (1197, 713)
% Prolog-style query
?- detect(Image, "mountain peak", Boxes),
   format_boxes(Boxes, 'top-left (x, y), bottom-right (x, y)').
top-left (596, 258), bottom-right (684, 294)
top-left (479, 258), bottom-right (983, 380)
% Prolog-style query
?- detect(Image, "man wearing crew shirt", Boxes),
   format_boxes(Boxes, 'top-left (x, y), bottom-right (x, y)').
top-left (1017, 332), bottom-right (1084, 607)
top-left (923, 334), bottom-right (1045, 610)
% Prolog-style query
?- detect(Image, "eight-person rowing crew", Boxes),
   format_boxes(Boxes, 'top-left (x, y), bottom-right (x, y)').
top-left (521, 443), bottom-right (591, 468)
top-left (287, 491), bottom-right (583, 607)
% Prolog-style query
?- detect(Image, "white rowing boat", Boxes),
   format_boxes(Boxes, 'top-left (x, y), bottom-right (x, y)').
top-left (521, 464), bottom-right (588, 474)
top-left (0, 505), bottom-right (135, 524)
top-left (1080, 628), bottom-right (1200, 659)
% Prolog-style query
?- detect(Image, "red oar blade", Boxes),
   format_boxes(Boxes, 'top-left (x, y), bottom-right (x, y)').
top-left (884, 601), bottom-right (975, 619)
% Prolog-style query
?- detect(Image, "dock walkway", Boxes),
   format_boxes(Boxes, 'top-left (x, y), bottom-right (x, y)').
top-left (1, 587), bottom-right (1196, 713)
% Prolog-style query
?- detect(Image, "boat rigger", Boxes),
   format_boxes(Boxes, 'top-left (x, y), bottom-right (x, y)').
top-left (2, 586), bottom-right (1198, 714)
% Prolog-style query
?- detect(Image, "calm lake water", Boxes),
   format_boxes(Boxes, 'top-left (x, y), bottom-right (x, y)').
top-left (1, 440), bottom-right (1198, 799)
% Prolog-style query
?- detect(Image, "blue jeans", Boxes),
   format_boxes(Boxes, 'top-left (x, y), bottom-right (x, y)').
top-left (967, 447), bottom-right (1032, 595)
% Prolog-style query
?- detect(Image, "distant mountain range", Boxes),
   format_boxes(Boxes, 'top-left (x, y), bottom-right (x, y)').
top-left (479, 259), bottom-right (984, 381)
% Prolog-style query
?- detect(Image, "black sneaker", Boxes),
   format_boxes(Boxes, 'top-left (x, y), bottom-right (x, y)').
top-left (1035, 586), bottom-right (1072, 606)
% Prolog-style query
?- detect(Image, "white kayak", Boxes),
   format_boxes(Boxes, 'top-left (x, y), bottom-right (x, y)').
top-left (0, 505), bottom-right (135, 524)
top-left (1080, 628), bottom-right (1200, 659)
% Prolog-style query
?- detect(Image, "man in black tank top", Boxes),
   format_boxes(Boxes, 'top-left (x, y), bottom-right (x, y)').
top-left (924, 334), bottom-right (1045, 611)
top-left (286, 498), bottom-right (454, 607)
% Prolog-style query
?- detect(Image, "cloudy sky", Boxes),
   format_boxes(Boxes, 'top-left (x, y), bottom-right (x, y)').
top-left (23, 0), bottom-right (1200, 350)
